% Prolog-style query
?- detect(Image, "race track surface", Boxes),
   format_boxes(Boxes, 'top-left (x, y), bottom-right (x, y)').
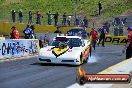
top-left (0, 45), bottom-right (125, 88)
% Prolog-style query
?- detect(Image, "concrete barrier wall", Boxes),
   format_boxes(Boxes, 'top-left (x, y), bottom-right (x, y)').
top-left (0, 22), bottom-right (56, 35)
top-left (0, 39), bottom-right (39, 59)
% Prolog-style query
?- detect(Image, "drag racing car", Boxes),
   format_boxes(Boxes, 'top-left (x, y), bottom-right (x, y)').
top-left (38, 35), bottom-right (91, 65)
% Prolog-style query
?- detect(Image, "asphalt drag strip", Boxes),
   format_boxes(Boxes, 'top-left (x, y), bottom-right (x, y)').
top-left (0, 45), bottom-right (125, 88)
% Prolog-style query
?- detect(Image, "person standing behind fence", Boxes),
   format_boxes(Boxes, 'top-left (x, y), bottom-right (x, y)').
top-left (83, 17), bottom-right (88, 28)
top-left (62, 13), bottom-right (67, 26)
top-left (46, 11), bottom-right (52, 25)
top-left (98, 25), bottom-right (107, 47)
top-left (28, 11), bottom-right (32, 24)
top-left (23, 25), bottom-right (32, 39)
top-left (118, 20), bottom-right (124, 36)
top-left (10, 26), bottom-right (20, 39)
top-left (54, 12), bottom-right (59, 26)
top-left (103, 22), bottom-right (110, 33)
top-left (98, 1), bottom-right (102, 16)
top-left (76, 16), bottom-right (80, 26)
top-left (36, 10), bottom-right (41, 25)
top-left (67, 16), bottom-right (71, 26)
top-left (112, 17), bottom-right (124, 36)
top-left (80, 18), bottom-right (84, 27)
top-left (18, 10), bottom-right (23, 23)
top-left (11, 9), bottom-right (16, 22)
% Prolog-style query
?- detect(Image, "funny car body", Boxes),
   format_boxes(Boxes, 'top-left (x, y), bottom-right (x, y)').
top-left (38, 36), bottom-right (91, 65)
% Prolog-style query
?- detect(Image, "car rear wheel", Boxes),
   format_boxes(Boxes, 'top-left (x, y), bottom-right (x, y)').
top-left (80, 53), bottom-right (88, 64)
top-left (80, 53), bottom-right (83, 64)
top-left (80, 53), bottom-right (86, 64)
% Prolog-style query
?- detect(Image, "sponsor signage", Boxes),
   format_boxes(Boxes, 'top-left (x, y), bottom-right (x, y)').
top-left (0, 39), bottom-right (39, 59)
top-left (76, 66), bottom-right (131, 85)
top-left (104, 36), bottom-right (127, 45)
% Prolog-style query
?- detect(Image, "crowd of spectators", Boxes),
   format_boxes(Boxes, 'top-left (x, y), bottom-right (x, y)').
top-left (112, 17), bottom-right (126, 36)
top-left (11, 9), bottom-right (89, 27)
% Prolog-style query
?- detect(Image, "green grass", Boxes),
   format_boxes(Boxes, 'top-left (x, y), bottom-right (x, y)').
top-left (0, 0), bottom-right (131, 24)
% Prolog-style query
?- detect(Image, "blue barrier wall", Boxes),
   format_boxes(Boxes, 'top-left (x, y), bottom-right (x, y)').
top-left (0, 39), bottom-right (39, 59)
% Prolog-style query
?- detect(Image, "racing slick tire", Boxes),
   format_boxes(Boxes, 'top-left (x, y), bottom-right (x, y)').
top-left (80, 53), bottom-right (83, 64)
top-left (80, 53), bottom-right (88, 64)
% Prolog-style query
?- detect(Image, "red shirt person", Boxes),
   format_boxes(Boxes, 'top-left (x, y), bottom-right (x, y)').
top-left (90, 28), bottom-right (98, 50)
top-left (127, 31), bottom-right (132, 47)
top-left (10, 26), bottom-right (20, 39)
top-left (36, 11), bottom-right (41, 24)
top-left (36, 11), bottom-right (41, 17)
top-left (123, 26), bottom-right (132, 59)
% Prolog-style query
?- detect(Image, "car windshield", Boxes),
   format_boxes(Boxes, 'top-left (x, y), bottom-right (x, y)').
top-left (49, 37), bottom-right (82, 47)
top-left (67, 28), bottom-right (90, 39)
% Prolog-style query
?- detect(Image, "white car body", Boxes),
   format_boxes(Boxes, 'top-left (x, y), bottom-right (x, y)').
top-left (38, 36), bottom-right (91, 65)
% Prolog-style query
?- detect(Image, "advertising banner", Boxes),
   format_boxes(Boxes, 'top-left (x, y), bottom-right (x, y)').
top-left (104, 35), bottom-right (127, 45)
top-left (0, 39), bottom-right (39, 59)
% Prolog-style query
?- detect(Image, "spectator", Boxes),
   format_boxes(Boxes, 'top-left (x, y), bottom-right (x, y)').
top-left (118, 20), bottom-right (124, 36)
top-left (30, 25), bottom-right (35, 39)
top-left (98, 25), bottom-right (107, 47)
top-left (10, 26), bottom-right (20, 39)
top-left (121, 17), bottom-right (127, 25)
top-left (112, 17), bottom-right (121, 26)
top-left (54, 26), bottom-right (62, 33)
top-left (103, 22), bottom-right (110, 33)
top-left (98, 1), bottom-right (102, 15)
top-left (75, 16), bottom-right (80, 26)
top-left (46, 11), bottom-right (52, 25)
top-left (113, 25), bottom-right (119, 36)
top-left (36, 10), bottom-right (41, 25)
top-left (115, 17), bottom-right (121, 25)
top-left (62, 13), bottom-right (67, 26)
top-left (67, 16), bottom-right (71, 26)
top-left (28, 11), bottom-right (32, 24)
top-left (112, 17), bottom-right (124, 36)
top-left (83, 17), bottom-right (88, 28)
top-left (90, 28), bottom-right (98, 50)
top-left (80, 18), bottom-right (84, 27)
top-left (18, 9), bottom-right (23, 23)
top-left (11, 9), bottom-right (16, 22)
top-left (122, 26), bottom-right (132, 59)
top-left (23, 25), bottom-right (33, 39)
top-left (54, 12), bottom-right (59, 26)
